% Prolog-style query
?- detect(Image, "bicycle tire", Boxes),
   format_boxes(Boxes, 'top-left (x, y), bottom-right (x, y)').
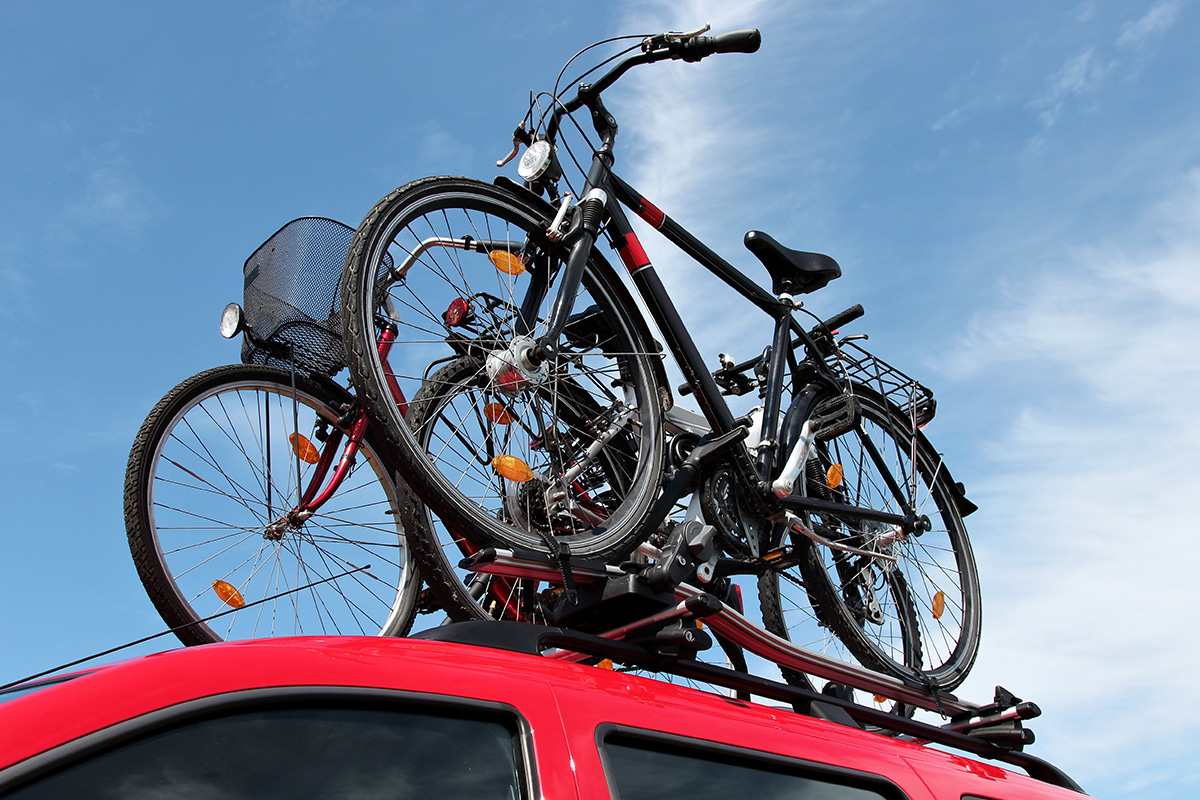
top-left (759, 557), bottom-right (920, 717)
top-left (789, 386), bottom-right (981, 689)
top-left (124, 363), bottom-right (420, 645)
top-left (339, 177), bottom-right (665, 562)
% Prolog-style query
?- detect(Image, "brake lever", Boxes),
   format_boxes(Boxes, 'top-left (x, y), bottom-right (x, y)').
top-left (642, 23), bottom-right (711, 53)
top-left (496, 122), bottom-right (531, 168)
top-left (666, 23), bottom-right (711, 41)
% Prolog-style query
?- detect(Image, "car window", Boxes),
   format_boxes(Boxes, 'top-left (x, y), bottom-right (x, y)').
top-left (5, 705), bottom-right (525, 800)
top-left (602, 733), bottom-right (896, 800)
top-left (0, 674), bottom-right (90, 705)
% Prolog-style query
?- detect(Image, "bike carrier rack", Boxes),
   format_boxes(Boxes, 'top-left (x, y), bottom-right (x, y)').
top-left (451, 546), bottom-right (1085, 794)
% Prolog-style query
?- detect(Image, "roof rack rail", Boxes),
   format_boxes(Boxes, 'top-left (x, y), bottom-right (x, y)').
top-left (441, 546), bottom-right (1086, 794)
top-left (415, 618), bottom-right (1083, 794)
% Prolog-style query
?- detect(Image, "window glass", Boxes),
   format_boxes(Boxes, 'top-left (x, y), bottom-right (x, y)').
top-left (8, 705), bottom-right (524, 800)
top-left (0, 674), bottom-right (90, 705)
top-left (604, 735), bottom-right (894, 800)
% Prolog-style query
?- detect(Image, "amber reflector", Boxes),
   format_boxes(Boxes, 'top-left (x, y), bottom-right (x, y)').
top-left (213, 579), bottom-right (246, 609)
top-left (874, 695), bottom-right (888, 704)
top-left (444, 297), bottom-right (470, 327)
top-left (484, 402), bottom-right (515, 425)
top-left (290, 433), bottom-right (320, 465)
top-left (597, 659), bottom-right (615, 670)
top-left (826, 463), bottom-right (844, 489)
top-left (489, 250), bottom-right (526, 275)
top-left (492, 454), bottom-right (533, 482)
top-left (932, 590), bottom-right (946, 620)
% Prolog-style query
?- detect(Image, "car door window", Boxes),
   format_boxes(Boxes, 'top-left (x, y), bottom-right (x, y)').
top-left (602, 733), bottom-right (896, 800)
top-left (5, 705), bottom-right (525, 800)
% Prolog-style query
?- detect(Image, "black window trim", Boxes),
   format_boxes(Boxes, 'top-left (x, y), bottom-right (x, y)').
top-left (0, 685), bottom-right (538, 799)
top-left (595, 722), bottom-right (910, 800)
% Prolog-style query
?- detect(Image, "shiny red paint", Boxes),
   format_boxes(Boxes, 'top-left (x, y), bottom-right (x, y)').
top-left (0, 637), bottom-right (1088, 799)
top-left (617, 233), bottom-right (651, 274)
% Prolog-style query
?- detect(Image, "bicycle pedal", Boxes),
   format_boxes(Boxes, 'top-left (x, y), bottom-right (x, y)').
top-left (812, 394), bottom-right (860, 440)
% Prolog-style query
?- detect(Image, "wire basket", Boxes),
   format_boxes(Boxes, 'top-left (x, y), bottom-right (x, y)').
top-left (829, 341), bottom-right (937, 428)
top-left (239, 217), bottom-right (391, 378)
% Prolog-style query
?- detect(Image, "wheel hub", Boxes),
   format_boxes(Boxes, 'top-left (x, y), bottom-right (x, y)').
top-left (486, 336), bottom-right (550, 395)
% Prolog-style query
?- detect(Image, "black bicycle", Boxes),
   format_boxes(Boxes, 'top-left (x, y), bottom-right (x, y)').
top-left (338, 27), bottom-right (980, 690)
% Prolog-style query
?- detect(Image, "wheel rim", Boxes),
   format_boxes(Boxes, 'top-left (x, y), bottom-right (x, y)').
top-left (144, 375), bottom-right (413, 640)
top-left (353, 184), bottom-right (663, 558)
top-left (803, 393), bottom-right (979, 686)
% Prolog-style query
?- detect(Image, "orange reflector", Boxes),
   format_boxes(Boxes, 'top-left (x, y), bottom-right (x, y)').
top-left (212, 580), bottom-right (246, 609)
top-left (826, 463), bottom-right (844, 489)
top-left (484, 402), bottom-right (515, 425)
top-left (932, 590), bottom-right (946, 620)
top-left (489, 250), bottom-right (526, 275)
top-left (874, 695), bottom-right (888, 704)
top-left (492, 454), bottom-right (533, 482)
top-left (597, 659), bottom-right (614, 670)
top-left (290, 433), bottom-right (320, 465)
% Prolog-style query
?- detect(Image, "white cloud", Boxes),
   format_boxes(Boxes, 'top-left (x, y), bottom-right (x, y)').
top-left (942, 170), bottom-right (1200, 789)
top-left (1116, 0), bottom-right (1184, 50)
top-left (1030, 47), bottom-right (1113, 127)
top-left (65, 156), bottom-right (157, 234)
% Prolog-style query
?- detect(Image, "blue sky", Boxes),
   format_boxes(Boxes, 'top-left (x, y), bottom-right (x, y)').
top-left (2, 1), bottom-right (1197, 797)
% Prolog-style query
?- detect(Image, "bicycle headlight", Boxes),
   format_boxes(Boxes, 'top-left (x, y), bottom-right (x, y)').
top-left (517, 140), bottom-right (554, 181)
top-left (219, 302), bottom-right (246, 339)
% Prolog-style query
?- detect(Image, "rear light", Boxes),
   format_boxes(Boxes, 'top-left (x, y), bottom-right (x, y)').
top-left (444, 297), bottom-right (471, 327)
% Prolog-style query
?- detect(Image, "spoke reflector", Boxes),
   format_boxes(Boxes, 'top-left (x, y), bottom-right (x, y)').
top-left (492, 454), bottom-right (533, 483)
top-left (597, 659), bottom-right (615, 670)
top-left (932, 590), bottom-right (946, 619)
top-left (874, 695), bottom-right (888, 704)
top-left (484, 402), bottom-right (515, 425)
top-left (289, 433), bottom-right (320, 465)
top-left (489, 250), bottom-right (527, 275)
top-left (212, 580), bottom-right (246, 609)
top-left (826, 463), bottom-right (844, 489)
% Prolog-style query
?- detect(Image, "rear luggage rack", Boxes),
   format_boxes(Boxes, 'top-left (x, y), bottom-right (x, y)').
top-left (438, 547), bottom-right (1086, 794)
top-left (829, 340), bottom-right (936, 427)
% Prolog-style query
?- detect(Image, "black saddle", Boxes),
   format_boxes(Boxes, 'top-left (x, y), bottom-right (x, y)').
top-left (744, 230), bottom-right (841, 296)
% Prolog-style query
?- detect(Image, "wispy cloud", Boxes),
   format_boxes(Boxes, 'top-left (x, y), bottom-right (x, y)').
top-left (943, 170), bottom-right (1200, 788)
top-left (1117, 0), bottom-right (1184, 50)
top-left (1030, 47), bottom-right (1113, 127)
top-left (1029, 1), bottom-right (1185, 127)
top-left (64, 155), bottom-right (158, 234)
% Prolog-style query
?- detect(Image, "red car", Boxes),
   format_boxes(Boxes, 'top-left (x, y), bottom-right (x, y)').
top-left (0, 630), bottom-right (1089, 799)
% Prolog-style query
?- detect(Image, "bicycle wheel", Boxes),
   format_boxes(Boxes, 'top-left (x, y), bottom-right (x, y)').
top-left (124, 364), bottom-right (420, 645)
top-left (340, 177), bottom-right (665, 562)
top-left (789, 387), bottom-right (980, 689)
top-left (759, 557), bottom-right (919, 716)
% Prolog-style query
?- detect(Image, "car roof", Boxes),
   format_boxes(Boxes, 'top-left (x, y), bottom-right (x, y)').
top-left (0, 636), bottom-right (1086, 799)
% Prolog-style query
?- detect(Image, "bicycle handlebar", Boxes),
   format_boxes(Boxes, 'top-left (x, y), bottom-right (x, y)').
top-left (817, 304), bottom-right (865, 334)
top-left (546, 28), bottom-right (762, 138)
top-left (676, 29), bottom-right (762, 62)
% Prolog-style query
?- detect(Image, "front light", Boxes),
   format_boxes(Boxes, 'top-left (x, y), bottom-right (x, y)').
top-left (518, 140), bottom-right (554, 181)
top-left (219, 303), bottom-right (245, 339)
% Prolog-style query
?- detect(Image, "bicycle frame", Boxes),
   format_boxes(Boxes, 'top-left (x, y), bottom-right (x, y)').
top-left (530, 92), bottom-right (919, 537)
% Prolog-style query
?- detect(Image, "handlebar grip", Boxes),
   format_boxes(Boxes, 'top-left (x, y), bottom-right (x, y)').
top-left (819, 304), bottom-right (865, 333)
top-left (680, 28), bottom-right (761, 62)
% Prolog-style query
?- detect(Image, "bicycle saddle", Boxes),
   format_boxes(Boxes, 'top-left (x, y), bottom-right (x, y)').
top-left (744, 230), bottom-right (841, 296)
